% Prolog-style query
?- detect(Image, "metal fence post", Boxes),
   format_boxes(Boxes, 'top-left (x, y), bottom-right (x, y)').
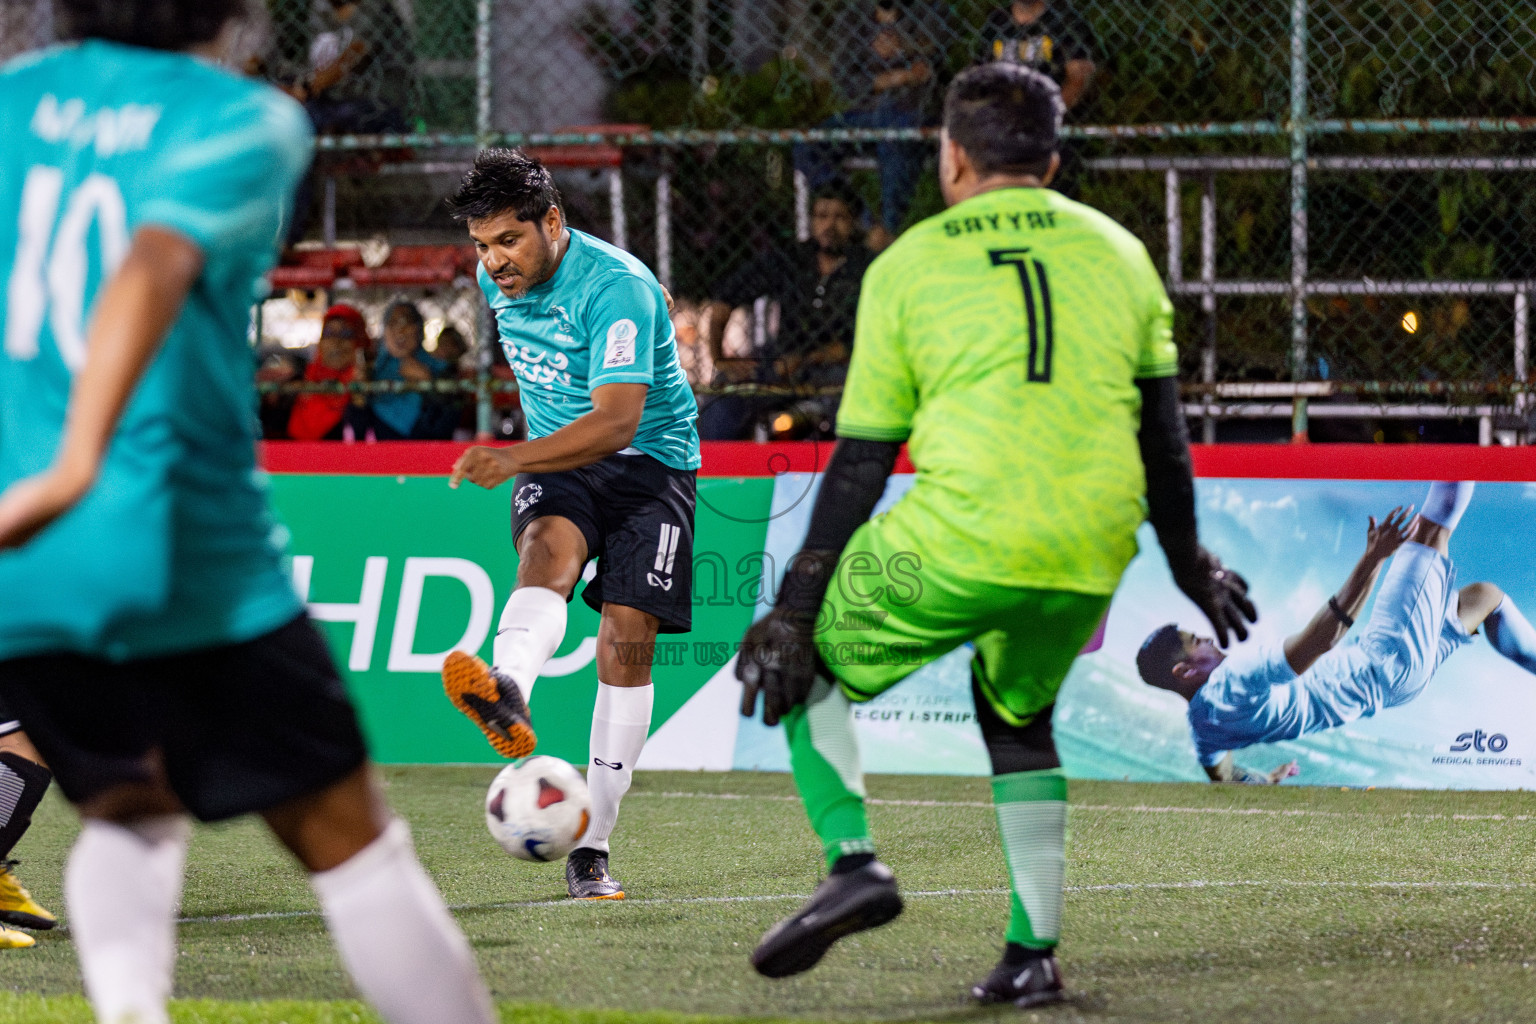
top-left (1201, 172), bottom-right (1218, 444)
top-left (474, 0), bottom-right (495, 438)
top-left (656, 172), bottom-right (673, 292)
top-left (1517, 291), bottom-right (1529, 440)
top-left (1289, 0), bottom-right (1310, 442)
top-left (475, 0), bottom-right (492, 142)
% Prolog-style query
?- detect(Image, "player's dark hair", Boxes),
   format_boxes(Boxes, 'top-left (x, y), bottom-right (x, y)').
top-left (812, 179), bottom-right (866, 220)
top-left (1136, 624), bottom-right (1187, 691)
top-left (58, 0), bottom-right (250, 51)
top-left (446, 148), bottom-right (564, 225)
top-left (943, 63), bottom-right (1063, 179)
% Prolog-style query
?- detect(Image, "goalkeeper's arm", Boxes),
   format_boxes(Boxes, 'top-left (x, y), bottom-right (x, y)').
top-left (776, 438), bottom-right (903, 620)
top-left (736, 437), bottom-right (900, 725)
top-left (1137, 376), bottom-right (1258, 647)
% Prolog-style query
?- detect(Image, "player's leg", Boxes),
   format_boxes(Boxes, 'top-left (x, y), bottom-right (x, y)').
top-left (564, 455), bottom-right (696, 899)
top-left (0, 723), bottom-right (56, 933)
top-left (0, 653), bottom-right (191, 1015)
top-left (203, 618), bottom-right (494, 1024)
top-left (752, 526), bottom-right (977, 978)
top-left (1362, 489), bottom-right (1470, 703)
top-left (443, 490), bottom-right (593, 757)
top-left (565, 603), bottom-right (660, 900)
top-left (1408, 480), bottom-right (1474, 554)
top-left (1460, 583), bottom-right (1536, 675)
top-left (751, 675), bottom-right (906, 979)
top-left (966, 589), bottom-right (1108, 1009)
top-left (263, 766), bottom-right (495, 1024)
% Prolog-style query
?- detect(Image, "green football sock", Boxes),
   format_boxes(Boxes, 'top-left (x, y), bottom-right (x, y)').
top-left (784, 678), bottom-right (874, 869)
top-left (992, 769), bottom-right (1067, 949)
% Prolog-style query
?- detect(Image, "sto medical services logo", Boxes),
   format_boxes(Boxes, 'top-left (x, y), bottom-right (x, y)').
top-left (1433, 728), bottom-right (1521, 767)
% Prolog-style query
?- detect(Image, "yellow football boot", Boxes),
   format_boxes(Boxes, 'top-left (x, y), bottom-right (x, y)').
top-left (0, 862), bottom-right (56, 931)
top-left (0, 924), bottom-right (35, 949)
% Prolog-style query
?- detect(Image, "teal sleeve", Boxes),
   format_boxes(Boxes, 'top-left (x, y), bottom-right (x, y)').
top-left (584, 274), bottom-right (661, 391)
top-left (135, 89), bottom-right (313, 255)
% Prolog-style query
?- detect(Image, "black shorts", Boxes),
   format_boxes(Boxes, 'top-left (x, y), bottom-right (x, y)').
top-left (0, 616), bottom-right (368, 823)
top-left (512, 452), bottom-right (697, 633)
top-left (0, 692), bottom-right (18, 739)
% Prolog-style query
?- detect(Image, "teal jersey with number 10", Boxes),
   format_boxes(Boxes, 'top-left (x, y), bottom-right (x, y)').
top-left (0, 41), bottom-right (313, 662)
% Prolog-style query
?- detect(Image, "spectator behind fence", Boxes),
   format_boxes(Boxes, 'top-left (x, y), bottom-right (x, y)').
top-left (283, 0), bottom-right (415, 243)
top-left (698, 182), bottom-right (873, 440)
top-left (288, 304), bottom-right (371, 441)
top-left (979, 1), bottom-right (1097, 196)
top-left (432, 325), bottom-right (479, 439)
top-left (796, 0), bottom-right (938, 248)
top-left (363, 300), bottom-right (455, 440)
top-left (297, 0), bottom-right (414, 134)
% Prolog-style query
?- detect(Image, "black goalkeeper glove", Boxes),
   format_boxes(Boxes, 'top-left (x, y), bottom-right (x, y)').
top-left (1171, 546), bottom-right (1258, 648)
top-left (737, 605), bottom-right (820, 727)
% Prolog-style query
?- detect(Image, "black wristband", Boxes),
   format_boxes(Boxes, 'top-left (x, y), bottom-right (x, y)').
top-left (1327, 595), bottom-right (1354, 628)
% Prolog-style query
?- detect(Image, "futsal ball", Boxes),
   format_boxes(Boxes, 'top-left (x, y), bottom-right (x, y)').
top-left (485, 756), bottom-right (591, 862)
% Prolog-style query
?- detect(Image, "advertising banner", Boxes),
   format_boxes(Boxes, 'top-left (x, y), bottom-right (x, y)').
top-left (270, 450), bottom-right (1536, 789)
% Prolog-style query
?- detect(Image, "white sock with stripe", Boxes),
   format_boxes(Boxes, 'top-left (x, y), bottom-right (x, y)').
top-left (583, 683), bottom-right (654, 854)
top-left (992, 770), bottom-right (1067, 949)
top-left (493, 586), bottom-right (567, 703)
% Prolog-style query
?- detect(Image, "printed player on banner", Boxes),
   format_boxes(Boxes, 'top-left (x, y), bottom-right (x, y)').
top-left (1138, 482), bottom-right (1536, 783)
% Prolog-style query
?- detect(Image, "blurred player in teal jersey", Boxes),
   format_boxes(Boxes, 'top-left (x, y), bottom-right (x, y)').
top-left (0, 3), bottom-right (493, 1021)
top-left (440, 148), bottom-right (700, 901)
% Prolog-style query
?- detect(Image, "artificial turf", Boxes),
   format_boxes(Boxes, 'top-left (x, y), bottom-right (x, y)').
top-left (4, 767), bottom-right (1536, 1023)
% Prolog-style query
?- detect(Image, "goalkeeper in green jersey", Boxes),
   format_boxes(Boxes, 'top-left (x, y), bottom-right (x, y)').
top-left (735, 63), bottom-right (1257, 1007)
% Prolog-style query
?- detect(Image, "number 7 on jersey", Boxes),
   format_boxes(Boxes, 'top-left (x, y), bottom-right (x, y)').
top-left (988, 248), bottom-right (1053, 383)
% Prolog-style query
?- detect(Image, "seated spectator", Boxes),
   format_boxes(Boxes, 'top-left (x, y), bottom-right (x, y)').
top-left (796, 0), bottom-right (938, 248)
top-left (287, 304), bottom-right (371, 441)
top-left (430, 324), bottom-right (479, 439)
top-left (295, 0), bottom-right (413, 134)
top-left (284, 0), bottom-right (415, 242)
top-left (979, 1), bottom-right (1097, 196)
top-left (698, 181), bottom-right (873, 440)
top-left (433, 325), bottom-right (471, 371)
top-left (363, 300), bottom-right (454, 440)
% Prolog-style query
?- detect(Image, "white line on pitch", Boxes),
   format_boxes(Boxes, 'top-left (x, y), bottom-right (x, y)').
top-left (171, 878), bottom-right (1536, 928)
top-left (173, 887), bottom-right (1008, 926)
top-left (630, 791), bottom-right (1536, 823)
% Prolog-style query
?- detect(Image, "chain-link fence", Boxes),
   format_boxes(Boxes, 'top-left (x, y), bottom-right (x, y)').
top-left (6, 0), bottom-right (1535, 440)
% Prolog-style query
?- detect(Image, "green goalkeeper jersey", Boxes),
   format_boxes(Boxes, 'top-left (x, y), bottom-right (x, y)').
top-left (836, 186), bottom-right (1177, 595)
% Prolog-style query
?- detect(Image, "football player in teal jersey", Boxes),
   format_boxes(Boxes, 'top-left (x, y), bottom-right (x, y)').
top-left (0, 2), bottom-right (493, 1020)
top-left (441, 148), bottom-right (700, 900)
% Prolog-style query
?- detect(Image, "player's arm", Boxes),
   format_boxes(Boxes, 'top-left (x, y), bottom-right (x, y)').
top-left (450, 382), bottom-right (646, 487)
top-left (0, 228), bottom-right (203, 549)
top-left (738, 258), bottom-right (912, 725)
top-left (1137, 377), bottom-right (1257, 647)
top-left (1282, 506), bottom-right (1412, 674)
top-left (1133, 262), bottom-right (1257, 647)
top-left (452, 275), bottom-right (662, 488)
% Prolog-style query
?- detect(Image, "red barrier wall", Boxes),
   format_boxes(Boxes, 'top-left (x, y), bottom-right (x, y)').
top-left (259, 441), bottom-right (1536, 481)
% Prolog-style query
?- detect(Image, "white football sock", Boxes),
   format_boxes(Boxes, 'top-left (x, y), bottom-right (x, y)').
top-left (311, 818), bottom-right (494, 1024)
top-left (584, 682), bottom-right (653, 853)
top-left (1422, 481), bottom-right (1474, 531)
top-left (493, 586), bottom-right (567, 703)
top-left (65, 815), bottom-right (191, 1024)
